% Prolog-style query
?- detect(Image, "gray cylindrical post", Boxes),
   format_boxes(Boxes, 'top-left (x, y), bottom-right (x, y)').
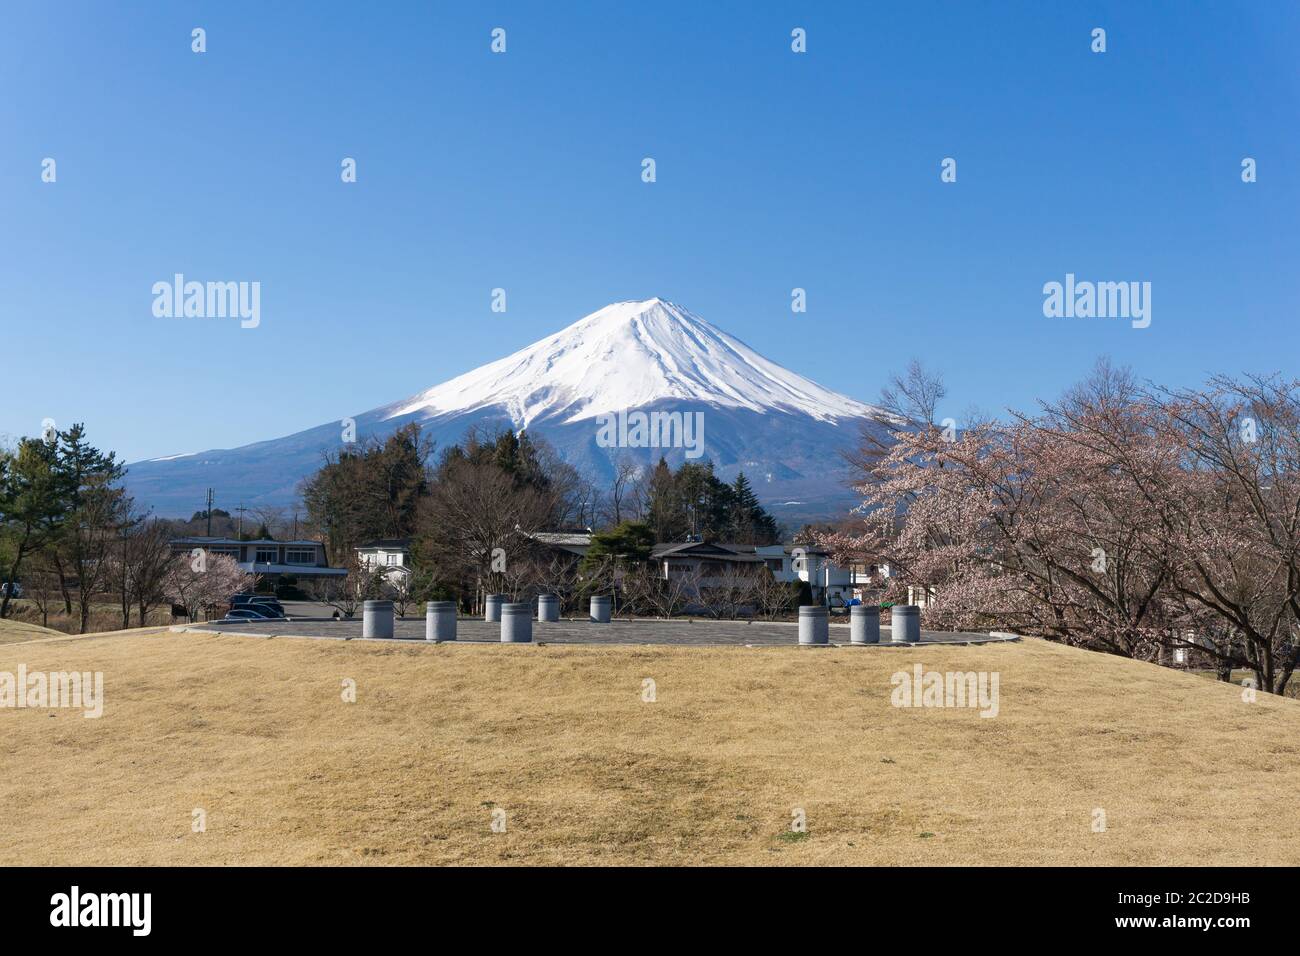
top-left (590, 595), bottom-right (612, 623)
top-left (537, 593), bottom-right (560, 622)
top-left (797, 605), bottom-right (829, 645)
top-left (500, 603), bottom-right (533, 643)
top-left (425, 601), bottom-right (456, 642)
top-left (850, 604), bottom-right (880, 644)
top-left (892, 604), bottom-right (921, 643)
top-left (484, 593), bottom-right (505, 622)
top-left (362, 599), bottom-right (394, 639)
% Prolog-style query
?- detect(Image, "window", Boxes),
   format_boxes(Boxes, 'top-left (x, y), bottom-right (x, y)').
top-left (210, 547), bottom-right (240, 558)
top-left (765, 559), bottom-right (784, 572)
top-left (285, 548), bottom-right (316, 565)
top-left (255, 547), bottom-right (278, 564)
top-left (385, 553), bottom-right (400, 566)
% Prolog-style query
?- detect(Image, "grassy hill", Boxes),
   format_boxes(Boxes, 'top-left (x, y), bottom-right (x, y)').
top-left (0, 617), bottom-right (64, 645)
top-left (1, 628), bottom-right (1297, 865)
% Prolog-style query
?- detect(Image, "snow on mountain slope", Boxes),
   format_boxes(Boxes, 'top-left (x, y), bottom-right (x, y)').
top-left (381, 298), bottom-right (878, 427)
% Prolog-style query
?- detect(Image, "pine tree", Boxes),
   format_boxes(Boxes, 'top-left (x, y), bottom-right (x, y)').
top-left (0, 437), bottom-right (67, 619)
top-left (727, 471), bottom-right (778, 543)
top-left (580, 520), bottom-right (655, 574)
top-left (52, 424), bottom-right (128, 632)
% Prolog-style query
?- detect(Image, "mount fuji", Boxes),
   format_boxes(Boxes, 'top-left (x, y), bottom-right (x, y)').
top-left (124, 299), bottom-right (888, 522)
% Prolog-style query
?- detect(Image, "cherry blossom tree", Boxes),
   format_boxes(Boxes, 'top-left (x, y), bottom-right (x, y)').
top-left (823, 361), bottom-right (1300, 695)
top-left (164, 552), bottom-right (252, 621)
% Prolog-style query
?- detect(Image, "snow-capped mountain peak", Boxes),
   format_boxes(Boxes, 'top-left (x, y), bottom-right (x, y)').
top-left (382, 297), bottom-right (878, 428)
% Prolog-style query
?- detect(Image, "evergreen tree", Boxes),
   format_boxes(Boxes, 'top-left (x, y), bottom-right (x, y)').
top-left (580, 520), bottom-right (655, 574)
top-left (301, 423), bottom-right (432, 557)
top-left (51, 424), bottom-right (129, 632)
top-left (729, 472), bottom-right (778, 543)
top-left (0, 436), bottom-right (67, 619)
top-left (642, 459), bottom-right (780, 544)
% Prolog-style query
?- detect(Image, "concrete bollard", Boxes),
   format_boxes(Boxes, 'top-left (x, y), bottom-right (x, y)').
top-left (425, 601), bottom-right (456, 642)
top-left (362, 599), bottom-right (394, 639)
top-left (850, 605), bottom-right (881, 644)
top-left (537, 593), bottom-right (560, 623)
top-left (590, 595), bottom-right (612, 624)
top-left (484, 593), bottom-right (505, 623)
top-left (891, 605), bottom-right (921, 643)
top-left (500, 603), bottom-right (533, 643)
top-left (797, 605), bottom-right (829, 645)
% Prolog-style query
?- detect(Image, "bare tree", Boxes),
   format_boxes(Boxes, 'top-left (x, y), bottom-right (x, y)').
top-left (850, 359), bottom-right (948, 475)
top-left (695, 566), bottom-right (763, 620)
top-left (524, 552), bottom-right (580, 615)
top-left (623, 562), bottom-right (694, 619)
top-left (602, 455), bottom-right (644, 526)
top-left (306, 556), bottom-right (383, 618)
top-left (109, 512), bottom-right (173, 628)
top-left (419, 460), bottom-right (558, 608)
top-left (753, 567), bottom-right (796, 620)
top-left (127, 519), bottom-right (176, 627)
top-left (877, 359), bottom-right (947, 430)
top-left (22, 559), bottom-right (61, 628)
top-left (388, 571), bottom-right (414, 618)
top-left (251, 506), bottom-right (288, 539)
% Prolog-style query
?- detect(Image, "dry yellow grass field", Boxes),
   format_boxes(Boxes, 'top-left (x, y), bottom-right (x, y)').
top-left (1, 627), bottom-right (1297, 866)
top-left (1, 600), bottom-right (173, 637)
top-left (0, 617), bottom-right (63, 645)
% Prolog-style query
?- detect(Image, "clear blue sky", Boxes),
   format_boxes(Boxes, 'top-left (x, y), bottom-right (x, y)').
top-left (2, 1), bottom-right (1296, 463)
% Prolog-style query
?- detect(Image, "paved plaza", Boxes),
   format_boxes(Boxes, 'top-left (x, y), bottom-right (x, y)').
top-left (178, 614), bottom-right (1017, 647)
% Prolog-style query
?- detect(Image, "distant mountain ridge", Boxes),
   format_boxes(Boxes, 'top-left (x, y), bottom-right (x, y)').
top-left (124, 299), bottom-right (887, 523)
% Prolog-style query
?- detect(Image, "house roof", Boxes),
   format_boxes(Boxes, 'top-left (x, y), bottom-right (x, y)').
top-left (528, 531), bottom-right (594, 547)
top-left (651, 541), bottom-right (765, 562)
top-left (356, 539), bottom-right (412, 550)
top-left (172, 537), bottom-right (324, 548)
top-left (234, 563), bottom-right (346, 577)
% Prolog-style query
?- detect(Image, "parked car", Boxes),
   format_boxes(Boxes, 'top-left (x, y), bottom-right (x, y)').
top-left (226, 603), bottom-right (286, 619)
top-left (231, 595), bottom-right (285, 615)
top-left (219, 607), bottom-right (290, 623)
top-left (219, 609), bottom-right (269, 623)
top-left (0, 582), bottom-right (21, 598)
top-left (233, 593), bottom-right (282, 605)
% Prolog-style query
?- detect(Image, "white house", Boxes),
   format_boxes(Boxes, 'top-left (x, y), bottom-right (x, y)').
top-left (753, 544), bottom-right (889, 606)
top-left (906, 585), bottom-right (937, 608)
top-left (355, 539), bottom-right (413, 589)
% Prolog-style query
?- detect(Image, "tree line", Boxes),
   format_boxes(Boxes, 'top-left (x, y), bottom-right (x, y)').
top-left (1, 417), bottom-right (789, 630)
top-left (0, 425), bottom-right (162, 630)
top-left (299, 424), bottom-right (783, 613)
top-left (0, 424), bottom-right (263, 631)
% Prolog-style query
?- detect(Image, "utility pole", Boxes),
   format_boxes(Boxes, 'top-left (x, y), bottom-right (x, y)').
top-left (236, 503), bottom-right (246, 540)
top-left (205, 488), bottom-right (214, 537)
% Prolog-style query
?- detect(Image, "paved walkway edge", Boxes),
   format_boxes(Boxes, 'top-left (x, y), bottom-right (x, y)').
top-left (171, 624), bottom-right (1022, 648)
